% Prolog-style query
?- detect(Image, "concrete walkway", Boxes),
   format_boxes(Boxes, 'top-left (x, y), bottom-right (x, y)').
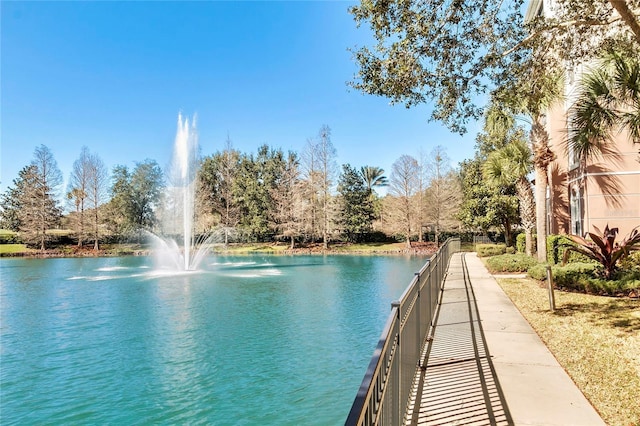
top-left (408, 252), bottom-right (605, 426)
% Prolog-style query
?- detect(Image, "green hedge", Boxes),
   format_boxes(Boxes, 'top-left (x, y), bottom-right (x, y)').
top-left (476, 243), bottom-right (506, 257)
top-left (0, 230), bottom-right (20, 244)
top-left (486, 254), bottom-right (537, 273)
top-left (516, 233), bottom-right (536, 254)
top-left (527, 262), bottom-right (639, 295)
top-left (546, 234), bottom-right (593, 265)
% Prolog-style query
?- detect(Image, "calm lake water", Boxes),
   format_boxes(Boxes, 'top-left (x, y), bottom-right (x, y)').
top-left (0, 254), bottom-right (427, 425)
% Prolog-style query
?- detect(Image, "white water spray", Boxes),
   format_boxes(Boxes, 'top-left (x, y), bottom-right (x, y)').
top-left (172, 113), bottom-right (198, 270)
top-left (151, 113), bottom-right (213, 271)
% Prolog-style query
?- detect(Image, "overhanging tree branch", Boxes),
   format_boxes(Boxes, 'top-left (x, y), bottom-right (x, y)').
top-left (608, 0), bottom-right (640, 43)
top-left (503, 18), bottom-right (622, 57)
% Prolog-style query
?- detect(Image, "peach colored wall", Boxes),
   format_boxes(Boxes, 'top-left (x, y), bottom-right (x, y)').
top-left (546, 105), bottom-right (640, 238)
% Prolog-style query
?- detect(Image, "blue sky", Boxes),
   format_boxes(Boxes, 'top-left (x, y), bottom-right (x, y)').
top-left (1, 1), bottom-right (480, 197)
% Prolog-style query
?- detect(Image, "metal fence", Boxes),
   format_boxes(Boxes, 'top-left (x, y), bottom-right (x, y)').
top-left (345, 238), bottom-right (460, 426)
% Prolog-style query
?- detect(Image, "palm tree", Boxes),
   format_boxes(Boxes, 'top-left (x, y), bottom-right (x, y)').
top-left (569, 49), bottom-right (640, 161)
top-left (360, 166), bottom-right (388, 198)
top-left (484, 139), bottom-right (536, 255)
top-left (495, 69), bottom-right (565, 261)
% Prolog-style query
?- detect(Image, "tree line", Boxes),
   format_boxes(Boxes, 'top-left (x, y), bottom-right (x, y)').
top-left (0, 126), bottom-right (463, 250)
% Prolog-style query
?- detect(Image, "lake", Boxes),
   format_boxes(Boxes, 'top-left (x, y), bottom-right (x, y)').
top-left (0, 254), bottom-right (428, 425)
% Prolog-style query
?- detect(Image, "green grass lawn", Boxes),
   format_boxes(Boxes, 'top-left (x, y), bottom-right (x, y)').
top-left (210, 243), bottom-right (290, 253)
top-left (331, 242), bottom-right (409, 252)
top-left (496, 277), bottom-right (640, 425)
top-left (0, 244), bottom-right (31, 254)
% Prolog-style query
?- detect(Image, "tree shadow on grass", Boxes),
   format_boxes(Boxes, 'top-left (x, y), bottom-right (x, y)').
top-left (553, 299), bottom-right (640, 334)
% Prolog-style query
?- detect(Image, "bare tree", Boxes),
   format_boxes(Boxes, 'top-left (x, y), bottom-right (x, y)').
top-left (86, 151), bottom-right (108, 249)
top-left (388, 154), bottom-right (420, 248)
top-left (67, 147), bottom-right (91, 246)
top-left (298, 126), bottom-right (338, 248)
top-left (316, 125), bottom-right (337, 249)
top-left (424, 146), bottom-right (461, 246)
top-left (416, 149), bottom-right (429, 242)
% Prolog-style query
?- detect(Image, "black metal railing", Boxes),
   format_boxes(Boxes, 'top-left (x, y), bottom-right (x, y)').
top-left (345, 238), bottom-right (460, 426)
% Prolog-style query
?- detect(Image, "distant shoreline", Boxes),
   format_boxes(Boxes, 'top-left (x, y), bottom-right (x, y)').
top-left (0, 242), bottom-right (439, 259)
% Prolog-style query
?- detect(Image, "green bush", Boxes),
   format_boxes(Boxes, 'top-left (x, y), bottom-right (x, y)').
top-left (505, 246), bottom-right (516, 254)
top-left (546, 234), bottom-right (592, 264)
top-left (0, 230), bottom-right (20, 244)
top-left (553, 262), bottom-right (599, 284)
top-left (527, 262), bottom-right (639, 295)
top-left (476, 243), bottom-right (506, 257)
top-left (619, 251), bottom-right (640, 274)
top-left (528, 262), bottom-right (598, 281)
top-left (527, 263), bottom-right (548, 280)
top-left (486, 253), bottom-right (537, 273)
top-left (516, 233), bottom-right (525, 253)
top-left (516, 233), bottom-right (536, 254)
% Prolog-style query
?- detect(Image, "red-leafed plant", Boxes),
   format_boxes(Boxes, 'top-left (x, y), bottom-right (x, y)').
top-left (563, 224), bottom-right (640, 279)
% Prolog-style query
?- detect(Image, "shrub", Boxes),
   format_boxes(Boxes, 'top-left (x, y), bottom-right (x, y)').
top-left (476, 243), bottom-right (506, 257)
top-left (516, 233), bottom-right (537, 254)
top-left (563, 224), bottom-right (640, 279)
top-left (516, 233), bottom-right (526, 253)
top-left (505, 246), bottom-right (516, 254)
top-left (527, 262), bottom-right (639, 296)
top-left (552, 262), bottom-right (599, 284)
top-left (486, 253), bottom-right (537, 273)
top-left (618, 251), bottom-right (640, 274)
top-left (527, 263), bottom-right (548, 280)
top-left (0, 231), bottom-right (20, 244)
top-left (546, 234), bottom-right (593, 264)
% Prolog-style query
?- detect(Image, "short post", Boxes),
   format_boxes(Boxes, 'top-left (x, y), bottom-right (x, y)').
top-left (546, 265), bottom-right (556, 312)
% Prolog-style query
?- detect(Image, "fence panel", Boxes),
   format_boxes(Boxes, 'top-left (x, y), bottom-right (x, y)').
top-left (345, 238), bottom-right (460, 426)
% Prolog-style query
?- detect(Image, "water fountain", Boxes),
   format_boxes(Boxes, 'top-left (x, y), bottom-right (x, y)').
top-left (150, 113), bottom-right (212, 271)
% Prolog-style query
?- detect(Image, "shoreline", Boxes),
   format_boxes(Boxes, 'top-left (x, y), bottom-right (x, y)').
top-left (0, 242), bottom-right (439, 259)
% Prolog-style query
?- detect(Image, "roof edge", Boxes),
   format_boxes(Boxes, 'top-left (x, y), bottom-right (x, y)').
top-left (524, 0), bottom-right (543, 23)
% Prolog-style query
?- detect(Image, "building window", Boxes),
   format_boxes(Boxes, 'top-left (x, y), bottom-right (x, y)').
top-left (567, 114), bottom-right (580, 170)
top-left (570, 186), bottom-right (583, 236)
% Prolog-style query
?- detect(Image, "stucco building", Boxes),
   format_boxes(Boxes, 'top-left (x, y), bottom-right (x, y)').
top-left (526, 0), bottom-right (640, 239)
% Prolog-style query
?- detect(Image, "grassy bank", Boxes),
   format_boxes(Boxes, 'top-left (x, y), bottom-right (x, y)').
top-left (0, 244), bottom-right (32, 255)
top-left (496, 277), bottom-right (640, 425)
top-left (0, 241), bottom-right (441, 258)
top-left (210, 241), bottom-right (435, 254)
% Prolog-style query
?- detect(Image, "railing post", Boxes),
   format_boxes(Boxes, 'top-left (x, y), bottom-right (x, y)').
top-left (391, 301), bottom-right (401, 426)
top-left (415, 272), bottom-right (421, 359)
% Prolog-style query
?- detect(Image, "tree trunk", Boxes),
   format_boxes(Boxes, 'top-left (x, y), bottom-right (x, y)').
top-left (525, 229), bottom-right (533, 257)
top-left (504, 216), bottom-right (512, 247)
top-left (290, 235), bottom-right (295, 250)
top-left (516, 176), bottom-right (536, 256)
top-left (532, 116), bottom-right (553, 263)
top-left (608, 0), bottom-right (640, 43)
top-left (406, 212), bottom-right (412, 249)
top-left (534, 165), bottom-right (547, 262)
top-left (94, 209), bottom-right (99, 250)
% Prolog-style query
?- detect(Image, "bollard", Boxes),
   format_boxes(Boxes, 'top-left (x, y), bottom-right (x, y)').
top-left (546, 265), bottom-right (556, 312)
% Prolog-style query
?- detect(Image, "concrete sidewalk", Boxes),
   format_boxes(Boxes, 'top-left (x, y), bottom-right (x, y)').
top-left (409, 252), bottom-right (604, 426)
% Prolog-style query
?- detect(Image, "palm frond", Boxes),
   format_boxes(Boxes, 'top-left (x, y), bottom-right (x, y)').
top-left (482, 152), bottom-right (510, 186)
